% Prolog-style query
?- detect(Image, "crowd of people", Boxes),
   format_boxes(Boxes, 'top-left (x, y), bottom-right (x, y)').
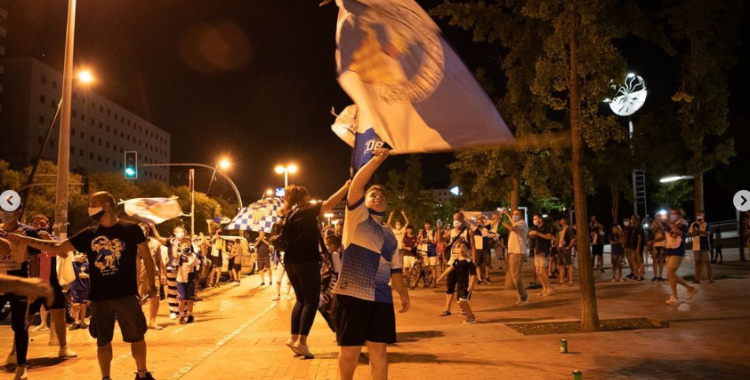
top-left (0, 156), bottom-right (735, 380)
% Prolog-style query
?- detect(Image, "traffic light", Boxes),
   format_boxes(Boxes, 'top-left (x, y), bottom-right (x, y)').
top-left (124, 151), bottom-right (138, 179)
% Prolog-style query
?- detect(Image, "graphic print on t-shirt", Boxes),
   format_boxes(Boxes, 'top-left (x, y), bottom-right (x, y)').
top-left (91, 236), bottom-right (125, 276)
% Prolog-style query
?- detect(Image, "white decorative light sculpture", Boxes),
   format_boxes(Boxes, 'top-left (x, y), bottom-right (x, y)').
top-left (604, 73), bottom-right (648, 135)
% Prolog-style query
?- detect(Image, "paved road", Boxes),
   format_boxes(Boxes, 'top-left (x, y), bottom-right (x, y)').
top-left (2, 250), bottom-right (749, 379)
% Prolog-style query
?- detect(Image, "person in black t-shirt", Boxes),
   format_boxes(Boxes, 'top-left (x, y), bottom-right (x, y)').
top-left (528, 214), bottom-right (555, 296)
top-left (12, 191), bottom-right (157, 380)
top-left (436, 239), bottom-right (477, 324)
top-left (279, 182), bottom-right (350, 359)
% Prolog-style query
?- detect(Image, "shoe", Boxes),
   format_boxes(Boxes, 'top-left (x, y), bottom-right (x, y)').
top-left (59, 346), bottom-right (78, 358)
top-left (187, 315), bottom-right (195, 324)
top-left (286, 339), bottom-right (303, 356)
top-left (285, 294), bottom-right (294, 300)
top-left (293, 342), bottom-right (314, 359)
top-left (485, 278), bottom-right (492, 283)
top-left (440, 310), bottom-right (452, 316)
top-left (260, 282), bottom-right (266, 286)
top-left (6, 352), bottom-right (17, 365)
top-left (272, 294), bottom-right (281, 301)
top-left (234, 281), bottom-right (241, 286)
top-left (651, 277), bottom-right (658, 282)
top-left (463, 317), bottom-right (476, 325)
top-left (477, 280), bottom-right (484, 285)
top-left (626, 273), bottom-right (635, 279)
top-left (179, 317), bottom-right (187, 325)
top-left (13, 366), bottom-right (27, 380)
top-left (542, 290), bottom-right (554, 296)
top-left (619, 279), bottom-right (625, 283)
top-left (149, 324), bottom-right (164, 331)
top-left (31, 325), bottom-right (49, 333)
top-left (134, 371), bottom-right (156, 380)
top-left (709, 280), bottom-right (715, 283)
top-left (666, 295), bottom-right (679, 304)
top-left (69, 322), bottom-right (82, 331)
top-left (514, 299), bottom-right (530, 306)
top-left (170, 313), bottom-right (177, 320)
top-left (636, 277), bottom-right (645, 282)
top-left (686, 287), bottom-right (698, 300)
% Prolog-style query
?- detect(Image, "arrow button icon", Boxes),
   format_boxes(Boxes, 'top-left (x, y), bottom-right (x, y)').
top-left (0, 190), bottom-right (21, 212)
top-left (734, 191), bottom-right (750, 212)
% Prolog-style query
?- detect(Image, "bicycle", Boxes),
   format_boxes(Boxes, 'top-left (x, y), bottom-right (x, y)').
top-left (408, 254), bottom-right (434, 289)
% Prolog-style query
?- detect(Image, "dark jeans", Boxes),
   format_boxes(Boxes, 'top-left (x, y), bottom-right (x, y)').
top-left (3, 294), bottom-right (30, 364)
top-left (285, 261), bottom-right (321, 336)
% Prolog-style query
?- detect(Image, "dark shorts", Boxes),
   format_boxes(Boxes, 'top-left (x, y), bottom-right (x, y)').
top-left (177, 282), bottom-right (196, 301)
top-left (209, 254), bottom-right (223, 268)
top-left (475, 250), bottom-right (491, 266)
top-left (456, 286), bottom-right (472, 302)
top-left (257, 258), bottom-right (271, 270)
top-left (335, 295), bottom-right (396, 346)
top-left (28, 281), bottom-right (66, 313)
top-left (558, 248), bottom-right (573, 266)
top-left (233, 263), bottom-right (242, 271)
top-left (445, 269), bottom-right (458, 294)
top-left (89, 295), bottom-right (147, 346)
top-left (70, 285), bottom-right (90, 304)
top-left (592, 245), bottom-right (604, 256)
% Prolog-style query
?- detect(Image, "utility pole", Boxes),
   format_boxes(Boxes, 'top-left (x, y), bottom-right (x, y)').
top-left (53, 0), bottom-right (77, 239)
top-left (189, 169), bottom-right (195, 235)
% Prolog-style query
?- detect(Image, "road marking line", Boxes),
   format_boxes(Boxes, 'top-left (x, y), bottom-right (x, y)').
top-left (166, 302), bottom-right (276, 380)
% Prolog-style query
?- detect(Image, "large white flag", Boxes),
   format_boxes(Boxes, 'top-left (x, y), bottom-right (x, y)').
top-left (335, 0), bottom-right (515, 154)
top-left (121, 197), bottom-right (184, 225)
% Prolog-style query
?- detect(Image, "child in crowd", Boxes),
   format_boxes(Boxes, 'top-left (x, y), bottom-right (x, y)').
top-left (610, 224), bottom-right (624, 282)
top-left (436, 239), bottom-right (477, 324)
top-left (176, 240), bottom-right (199, 324)
top-left (69, 252), bottom-right (90, 330)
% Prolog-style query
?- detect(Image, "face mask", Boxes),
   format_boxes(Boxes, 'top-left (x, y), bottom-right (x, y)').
top-left (88, 207), bottom-right (105, 221)
top-left (453, 221), bottom-right (462, 228)
top-left (175, 231), bottom-right (185, 239)
top-left (697, 216), bottom-right (704, 221)
top-left (0, 211), bottom-right (18, 223)
top-left (512, 215), bottom-right (521, 222)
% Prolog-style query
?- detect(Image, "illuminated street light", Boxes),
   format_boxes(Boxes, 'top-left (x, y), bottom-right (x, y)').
top-left (659, 175), bottom-right (694, 183)
top-left (324, 212), bottom-right (334, 226)
top-left (275, 164), bottom-right (298, 187)
top-left (77, 70), bottom-right (94, 84)
top-left (207, 157), bottom-right (233, 195)
top-left (219, 159), bottom-right (230, 170)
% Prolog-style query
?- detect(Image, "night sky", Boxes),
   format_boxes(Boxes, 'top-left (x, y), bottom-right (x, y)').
top-left (5, 1), bottom-right (749, 220)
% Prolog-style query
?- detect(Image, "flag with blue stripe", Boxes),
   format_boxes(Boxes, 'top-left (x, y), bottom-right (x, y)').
top-left (332, 104), bottom-right (389, 173)
top-left (335, 0), bottom-right (515, 153)
top-left (121, 197), bottom-right (184, 225)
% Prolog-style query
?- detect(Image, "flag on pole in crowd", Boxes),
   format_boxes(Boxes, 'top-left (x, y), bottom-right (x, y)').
top-left (226, 197), bottom-right (284, 233)
top-left (332, 104), bottom-right (389, 174)
top-left (335, 0), bottom-right (515, 153)
top-left (121, 197), bottom-right (185, 225)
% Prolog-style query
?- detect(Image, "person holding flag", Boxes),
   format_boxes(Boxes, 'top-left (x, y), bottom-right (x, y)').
top-left (333, 147), bottom-right (410, 380)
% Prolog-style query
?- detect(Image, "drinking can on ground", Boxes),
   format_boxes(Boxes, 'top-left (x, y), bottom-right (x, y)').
top-left (572, 370), bottom-right (582, 380)
top-left (560, 338), bottom-right (568, 353)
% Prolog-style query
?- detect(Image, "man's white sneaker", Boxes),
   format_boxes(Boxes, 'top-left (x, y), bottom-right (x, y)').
top-left (666, 295), bottom-right (679, 304)
top-left (686, 287), bottom-right (699, 300)
top-left (59, 346), bottom-right (78, 358)
top-left (170, 313), bottom-right (177, 320)
top-left (271, 294), bottom-right (281, 301)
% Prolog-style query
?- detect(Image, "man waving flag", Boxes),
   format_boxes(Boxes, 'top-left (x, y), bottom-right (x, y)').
top-left (335, 0), bottom-right (515, 154)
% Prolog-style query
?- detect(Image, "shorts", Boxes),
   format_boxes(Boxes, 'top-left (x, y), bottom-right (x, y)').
top-left (456, 286), bottom-right (472, 302)
top-left (592, 244), bottom-right (604, 256)
top-left (28, 281), bottom-right (66, 313)
top-left (694, 250), bottom-right (710, 262)
top-left (475, 250), bottom-right (490, 266)
top-left (70, 285), bottom-right (90, 304)
top-left (89, 295), bottom-right (147, 346)
top-left (666, 255), bottom-right (684, 269)
top-left (445, 270), bottom-right (458, 294)
top-left (421, 254), bottom-right (437, 266)
top-left (257, 258), bottom-right (271, 270)
top-left (335, 295), bottom-right (396, 346)
top-left (210, 254), bottom-right (223, 268)
top-left (533, 254), bottom-right (547, 269)
top-left (403, 255), bottom-right (415, 268)
top-left (557, 248), bottom-right (573, 266)
top-left (233, 263), bottom-right (242, 272)
top-left (177, 282), bottom-right (196, 301)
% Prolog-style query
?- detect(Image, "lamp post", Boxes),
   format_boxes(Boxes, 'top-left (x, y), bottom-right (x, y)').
top-left (275, 164), bottom-right (298, 188)
top-left (206, 158), bottom-right (231, 196)
top-left (52, 0), bottom-right (78, 239)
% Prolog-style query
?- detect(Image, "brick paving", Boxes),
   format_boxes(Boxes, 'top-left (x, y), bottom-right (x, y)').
top-left (2, 249), bottom-right (749, 380)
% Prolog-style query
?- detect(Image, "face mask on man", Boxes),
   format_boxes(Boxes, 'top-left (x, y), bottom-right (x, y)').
top-left (696, 215), bottom-right (704, 221)
top-left (175, 231), bottom-right (185, 239)
top-left (88, 206), bottom-right (106, 221)
top-left (453, 221), bottom-right (462, 228)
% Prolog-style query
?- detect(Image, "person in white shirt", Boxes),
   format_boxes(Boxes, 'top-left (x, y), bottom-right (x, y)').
top-left (387, 210), bottom-right (409, 251)
top-left (499, 209), bottom-right (529, 305)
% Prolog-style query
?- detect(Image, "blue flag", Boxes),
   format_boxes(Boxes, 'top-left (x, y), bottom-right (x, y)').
top-left (335, 0), bottom-right (515, 153)
top-left (331, 104), bottom-right (389, 174)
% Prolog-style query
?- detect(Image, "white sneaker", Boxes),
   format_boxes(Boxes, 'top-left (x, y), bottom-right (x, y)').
top-left (170, 313), bottom-right (177, 320)
top-left (272, 294), bottom-right (281, 301)
top-left (59, 346), bottom-right (78, 358)
top-left (666, 295), bottom-right (679, 304)
top-left (6, 352), bottom-right (17, 365)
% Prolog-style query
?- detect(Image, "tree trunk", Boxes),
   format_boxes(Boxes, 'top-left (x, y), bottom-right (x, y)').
top-left (694, 172), bottom-right (704, 214)
top-left (611, 185), bottom-right (619, 226)
top-left (505, 172), bottom-right (521, 291)
top-left (569, 24), bottom-right (600, 332)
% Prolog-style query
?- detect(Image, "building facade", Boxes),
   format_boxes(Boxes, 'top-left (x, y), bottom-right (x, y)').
top-left (0, 57), bottom-right (170, 182)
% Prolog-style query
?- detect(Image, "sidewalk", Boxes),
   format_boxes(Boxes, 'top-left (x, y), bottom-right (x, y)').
top-left (2, 250), bottom-right (749, 380)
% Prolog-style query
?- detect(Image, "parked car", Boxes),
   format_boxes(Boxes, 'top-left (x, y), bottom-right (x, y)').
top-left (216, 236), bottom-right (256, 276)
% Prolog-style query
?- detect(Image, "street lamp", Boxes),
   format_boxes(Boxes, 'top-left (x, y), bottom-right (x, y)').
top-left (659, 175), bottom-right (694, 183)
top-left (77, 70), bottom-right (94, 84)
top-left (275, 164), bottom-right (298, 187)
top-left (207, 157), bottom-right (232, 196)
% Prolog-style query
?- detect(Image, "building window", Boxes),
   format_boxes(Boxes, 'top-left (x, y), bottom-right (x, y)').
top-left (39, 115), bottom-right (44, 124)
top-left (99, 105), bottom-right (103, 112)
top-left (72, 109), bottom-right (77, 117)
top-left (38, 136), bottom-right (44, 145)
top-left (79, 149), bottom-right (84, 157)
top-left (121, 132), bottom-right (124, 138)
top-left (106, 142), bottom-right (110, 148)
top-left (40, 95), bottom-right (46, 104)
top-left (81, 131), bottom-right (85, 139)
top-left (127, 136), bottom-right (130, 142)
top-left (90, 118), bottom-right (95, 126)
top-left (107, 109), bottom-right (111, 116)
top-left (90, 136), bottom-right (94, 143)
top-left (90, 153), bottom-right (94, 159)
top-left (98, 155), bottom-right (102, 162)
top-left (99, 139), bottom-right (102, 146)
top-left (99, 122), bottom-right (103, 129)
top-left (49, 139), bottom-right (55, 148)
top-left (127, 120), bottom-right (131, 126)
top-left (107, 125), bottom-right (110, 132)
top-left (41, 75), bottom-right (47, 84)
top-left (105, 158), bottom-right (109, 164)
top-left (71, 147), bottom-right (75, 154)
top-left (52, 81), bottom-right (58, 89)
top-left (120, 148), bottom-right (123, 153)
top-left (114, 144), bottom-right (117, 151)
top-left (51, 100), bottom-right (57, 108)
top-left (114, 112), bottom-right (118, 119)
top-left (81, 113), bottom-right (85, 121)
